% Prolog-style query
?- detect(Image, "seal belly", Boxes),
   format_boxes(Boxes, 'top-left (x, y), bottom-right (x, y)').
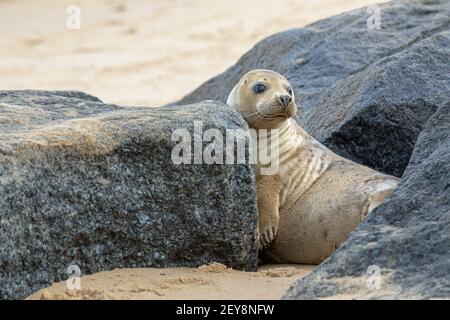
top-left (263, 162), bottom-right (398, 264)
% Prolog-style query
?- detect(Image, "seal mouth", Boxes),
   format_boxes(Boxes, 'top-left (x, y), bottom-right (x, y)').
top-left (257, 110), bottom-right (292, 120)
top-left (261, 114), bottom-right (289, 119)
top-left (256, 101), bottom-right (296, 120)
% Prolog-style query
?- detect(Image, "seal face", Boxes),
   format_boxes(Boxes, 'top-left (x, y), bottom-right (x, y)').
top-left (227, 69), bottom-right (296, 129)
top-left (228, 69), bottom-right (399, 264)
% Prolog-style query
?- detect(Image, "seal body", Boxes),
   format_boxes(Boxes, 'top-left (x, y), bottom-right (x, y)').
top-left (227, 69), bottom-right (399, 264)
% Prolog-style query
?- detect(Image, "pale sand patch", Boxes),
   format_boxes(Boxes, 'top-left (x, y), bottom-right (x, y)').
top-left (0, 0), bottom-right (384, 107)
top-left (26, 263), bottom-right (315, 300)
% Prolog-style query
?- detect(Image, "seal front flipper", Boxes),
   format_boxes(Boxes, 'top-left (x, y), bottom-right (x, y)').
top-left (361, 178), bottom-right (399, 220)
top-left (257, 175), bottom-right (281, 249)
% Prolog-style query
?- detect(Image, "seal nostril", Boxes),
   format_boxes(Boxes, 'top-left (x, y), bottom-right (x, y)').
top-left (280, 95), bottom-right (292, 108)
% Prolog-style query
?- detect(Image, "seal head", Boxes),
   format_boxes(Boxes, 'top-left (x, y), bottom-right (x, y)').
top-left (227, 69), bottom-right (297, 129)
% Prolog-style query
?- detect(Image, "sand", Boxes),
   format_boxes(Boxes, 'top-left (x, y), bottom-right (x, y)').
top-left (1, 0), bottom-right (384, 107)
top-left (3, 0), bottom-right (384, 300)
top-left (27, 263), bottom-right (315, 300)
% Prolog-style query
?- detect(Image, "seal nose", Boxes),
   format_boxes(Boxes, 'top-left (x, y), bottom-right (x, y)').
top-left (279, 95), bottom-right (292, 108)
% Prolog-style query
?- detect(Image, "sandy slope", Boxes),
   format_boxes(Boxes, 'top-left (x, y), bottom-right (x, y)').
top-left (27, 263), bottom-right (314, 300)
top-left (0, 0), bottom-right (383, 106)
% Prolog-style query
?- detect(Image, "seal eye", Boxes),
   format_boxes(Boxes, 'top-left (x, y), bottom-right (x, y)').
top-left (287, 87), bottom-right (293, 96)
top-left (253, 83), bottom-right (267, 94)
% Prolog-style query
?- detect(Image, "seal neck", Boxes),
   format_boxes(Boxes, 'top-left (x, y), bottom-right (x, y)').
top-left (253, 119), bottom-right (308, 177)
top-left (278, 119), bottom-right (307, 157)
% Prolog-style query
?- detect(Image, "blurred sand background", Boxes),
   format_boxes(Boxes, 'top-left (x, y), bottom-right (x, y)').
top-left (1, 0), bottom-right (383, 299)
top-left (1, 0), bottom-right (383, 107)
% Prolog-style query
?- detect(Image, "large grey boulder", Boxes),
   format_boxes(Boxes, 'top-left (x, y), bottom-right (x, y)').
top-left (179, 0), bottom-right (450, 299)
top-left (177, 0), bottom-right (450, 177)
top-left (309, 30), bottom-right (450, 177)
top-left (0, 91), bottom-right (258, 300)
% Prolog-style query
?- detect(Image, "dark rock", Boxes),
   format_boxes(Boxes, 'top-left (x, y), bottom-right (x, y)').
top-left (0, 91), bottom-right (258, 300)
top-left (309, 30), bottom-right (450, 177)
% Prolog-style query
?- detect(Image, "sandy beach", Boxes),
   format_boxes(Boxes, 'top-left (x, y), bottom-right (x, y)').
top-left (0, 0), bottom-right (383, 107)
top-left (27, 263), bottom-right (315, 300)
top-left (1, 0), bottom-right (384, 300)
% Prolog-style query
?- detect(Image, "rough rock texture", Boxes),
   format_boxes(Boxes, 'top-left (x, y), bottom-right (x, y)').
top-left (0, 91), bottom-right (258, 300)
top-left (179, 0), bottom-right (450, 299)
top-left (177, 0), bottom-right (450, 178)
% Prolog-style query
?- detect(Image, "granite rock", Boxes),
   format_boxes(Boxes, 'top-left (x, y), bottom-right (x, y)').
top-left (0, 91), bottom-right (258, 299)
